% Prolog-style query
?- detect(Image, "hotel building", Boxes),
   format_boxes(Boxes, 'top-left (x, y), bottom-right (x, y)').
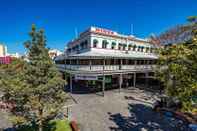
top-left (55, 27), bottom-right (158, 96)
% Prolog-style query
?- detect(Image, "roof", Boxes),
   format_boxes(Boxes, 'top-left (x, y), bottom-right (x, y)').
top-left (67, 50), bottom-right (158, 59)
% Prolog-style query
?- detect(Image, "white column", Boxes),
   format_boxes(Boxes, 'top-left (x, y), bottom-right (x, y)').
top-left (133, 73), bottom-right (136, 88)
top-left (102, 75), bottom-right (105, 97)
top-left (119, 73), bottom-right (122, 92)
top-left (102, 59), bottom-right (105, 97)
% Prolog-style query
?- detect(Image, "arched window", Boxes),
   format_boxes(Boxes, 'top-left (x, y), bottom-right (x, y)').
top-left (141, 46), bottom-right (144, 52)
top-left (150, 48), bottom-right (154, 53)
top-left (137, 46), bottom-right (141, 52)
top-left (111, 42), bottom-right (116, 49)
top-left (133, 45), bottom-right (136, 51)
top-left (80, 42), bottom-right (84, 49)
top-left (145, 47), bottom-right (149, 53)
top-left (118, 43), bottom-right (122, 50)
top-left (122, 44), bottom-right (127, 50)
top-left (128, 44), bottom-right (132, 50)
top-left (93, 39), bottom-right (98, 48)
top-left (102, 40), bottom-right (108, 48)
top-left (84, 40), bottom-right (88, 49)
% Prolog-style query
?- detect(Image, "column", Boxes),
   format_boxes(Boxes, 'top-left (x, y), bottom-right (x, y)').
top-left (134, 60), bottom-right (137, 70)
top-left (70, 74), bottom-right (73, 93)
top-left (120, 59), bottom-right (123, 70)
top-left (76, 59), bottom-right (79, 65)
top-left (102, 75), bottom-right (105, 97)
top-left (69, 59), bottom-right (71, 70)
top-left (133, 73), bottom-right (136, 88)
top-left (119, 73), bottom-right (122, 93)
top-left (102, 58), bottom-right (105, 97)
top-left (89, 59), bottom-right (92, 70)
top-left (145, 72), bottom-right (149, 88)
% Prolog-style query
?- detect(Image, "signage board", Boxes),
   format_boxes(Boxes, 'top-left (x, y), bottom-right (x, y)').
top-left (94, 28), bottom-right (116, 36)
top-left (75, 74), bottom-right (98, 80)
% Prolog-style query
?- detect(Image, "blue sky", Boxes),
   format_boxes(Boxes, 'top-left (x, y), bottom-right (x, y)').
top-left (0, 0), bottom-right (196, 54)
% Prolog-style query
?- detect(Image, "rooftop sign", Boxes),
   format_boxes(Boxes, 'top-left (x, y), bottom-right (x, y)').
top-left (92, 27), bottom-right (117, 36)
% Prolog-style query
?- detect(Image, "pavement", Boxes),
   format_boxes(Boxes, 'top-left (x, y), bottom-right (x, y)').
top-left (69, 88), bottom-right (180, 131)
top-left (0, 87), bottom-right (186, 131)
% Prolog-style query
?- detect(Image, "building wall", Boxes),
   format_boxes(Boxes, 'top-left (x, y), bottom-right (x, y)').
top-left (66, 27), bottom-right (155, 55)
top-left (0, 44), bottom-right (7, 57)
top-left (67, 35), bottom-right (91, 55)
top-left (90, 33), bottom-right (154, 54)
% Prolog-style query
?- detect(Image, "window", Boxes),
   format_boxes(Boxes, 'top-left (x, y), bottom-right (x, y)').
top-left (141, 46), bottom-right (144, 52)
top-left (92, 59), bottom-right (103, 65)
top-left (123, 59), bottom-right (128, 65)
top-left (133, 45), bottom-right (136, 51)
top-left (118, 43), bottom-right (122, 50)
top-left (71, 60), bottom-right (77, 65)
top-left (84, 40), bottom-right (88, 49)
top-left (150, 48), bottom-right (154, 53)
top-left (111, 42), bottom-right (116, 49)
top-left (145, 47), bottom-right (149, 53)
top-left (122, 44), bottom-right (127, 50)
top-left (79, 60), bottom-right (89, 65)
top-left (80, 40), bottom-right (88, 49)
top-left (66, 60), bottom-right (70, 64)
top-left (93, 39), bottom-right (98, 48)
top-left (80, 42), bottom-right (84, 49)
top-left (102, 40), bottom-right (108, 48)
top-left (128, 44), bottom-right (132, 50)
top-left (67, 48), bottom-right (71, 53)
top-left (76, 45), bottom-right (79, 50)
top-left (137, 46), bottom-right (141, 52)
top-left (55, 60), bottom-right (64, 64)
top-left (128, 60), bottom-right (134, 65)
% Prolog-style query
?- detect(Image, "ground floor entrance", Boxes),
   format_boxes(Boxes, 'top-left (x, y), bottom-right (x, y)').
top-left (64, 71), bottom-right (162, 96)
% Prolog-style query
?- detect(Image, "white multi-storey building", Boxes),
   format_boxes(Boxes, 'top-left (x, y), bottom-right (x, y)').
top-left (0, 44), bottom-right (7, 57)
top-left (55, 27), bottom-right (158, 96)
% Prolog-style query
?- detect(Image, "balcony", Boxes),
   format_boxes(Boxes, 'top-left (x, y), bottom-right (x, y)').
top-left (56, 64), bottom-right (156, 72)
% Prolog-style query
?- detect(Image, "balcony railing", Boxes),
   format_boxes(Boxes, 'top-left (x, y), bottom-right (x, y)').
top-left (56, 64), bottom-right (156, 72)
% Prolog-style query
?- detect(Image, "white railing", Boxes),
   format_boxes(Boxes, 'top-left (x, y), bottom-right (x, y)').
top-left (57, 64), bottom-right (156, 72)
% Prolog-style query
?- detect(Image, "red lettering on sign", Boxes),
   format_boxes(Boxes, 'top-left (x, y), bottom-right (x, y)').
top-left (95, 28), bottom-right (115, 36)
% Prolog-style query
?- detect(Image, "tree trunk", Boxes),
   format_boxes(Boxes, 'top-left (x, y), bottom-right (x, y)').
top-left (39, 125), bottom-right (42, 131)
top-left (38, 108), bottom-right (43, 131)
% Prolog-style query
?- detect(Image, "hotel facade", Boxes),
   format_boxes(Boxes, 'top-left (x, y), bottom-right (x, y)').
top-left (55, 27), bottom-right (158, 95)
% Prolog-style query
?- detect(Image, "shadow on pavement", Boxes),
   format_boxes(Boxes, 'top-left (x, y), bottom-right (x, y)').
top-left (108, 103), bottom-right (180, 131)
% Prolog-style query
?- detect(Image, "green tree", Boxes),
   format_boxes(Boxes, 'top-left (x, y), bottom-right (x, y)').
top-left (0, 25), bottom-right (67, 131)
top-left (156, 17), bottom-right (197, 113)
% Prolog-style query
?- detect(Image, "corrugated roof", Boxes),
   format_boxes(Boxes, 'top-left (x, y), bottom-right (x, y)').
top-left (68, 51), bottom-right (158, 59)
